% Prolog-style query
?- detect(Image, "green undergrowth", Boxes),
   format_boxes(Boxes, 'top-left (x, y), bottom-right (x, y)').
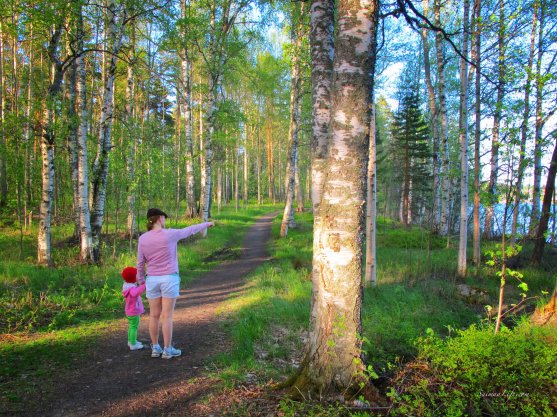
top-left (390, 322), bottom-right (557, 416)
top-left (213, 212), bottom-right (556, 416)
top-left (0, 204), bottom-right (278, 334)
top-left (0, 204), bottom-right (280, 409)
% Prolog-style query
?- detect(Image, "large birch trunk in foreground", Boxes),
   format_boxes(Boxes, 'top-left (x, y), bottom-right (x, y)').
top-left (457, 0), bottom-right (470, 278)
top-left (0, 23), bottom-right (6, 208)
top-left (290, 0), bottom-right (377, 397)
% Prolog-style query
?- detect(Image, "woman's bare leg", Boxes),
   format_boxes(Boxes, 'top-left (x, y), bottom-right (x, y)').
top-left (161, 297), bottom-right (177, 348)
top-left (148, 297), bottom-right (162, 346)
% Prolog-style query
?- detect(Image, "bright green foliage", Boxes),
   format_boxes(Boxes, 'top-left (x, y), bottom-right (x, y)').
top-left (390, 323), bottom-right (557, 416)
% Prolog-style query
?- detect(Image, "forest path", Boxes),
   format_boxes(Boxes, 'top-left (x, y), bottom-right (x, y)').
top-left (46, 211), bottom-right (278, 417)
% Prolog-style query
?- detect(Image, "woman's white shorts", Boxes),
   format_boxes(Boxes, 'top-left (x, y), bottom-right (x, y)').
top-left (145, 274), bottom-right (180, 299)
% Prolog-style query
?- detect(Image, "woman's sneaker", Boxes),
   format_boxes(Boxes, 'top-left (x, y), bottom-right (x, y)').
top-left (151, 344), bottom-right (163, 358)
top-left (162, 346), bottom-right (182, 359)
top-left (128, 341), bottom-right (144, 351)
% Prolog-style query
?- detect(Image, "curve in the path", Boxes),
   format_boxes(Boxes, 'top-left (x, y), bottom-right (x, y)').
top-left (45, 211), bottom-right (277, 417)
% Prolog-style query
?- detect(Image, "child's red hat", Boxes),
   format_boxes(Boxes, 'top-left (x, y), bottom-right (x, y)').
top-left (121, 267), bottom-right (137, 283)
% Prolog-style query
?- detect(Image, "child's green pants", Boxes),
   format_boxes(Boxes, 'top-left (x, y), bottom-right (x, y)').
top-left (127, 315), bottom-right (140, 344)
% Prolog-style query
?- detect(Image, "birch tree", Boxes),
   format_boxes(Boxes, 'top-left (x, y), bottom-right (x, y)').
top-left (90, 0), bottom-right (126, 261)
top-left (75, 4), bottom-right (93, 262)
top-left (434, 0), bottom-right (451, 236)
top-left (280, 1), bottom-right (305, 237)
top-left (289, 0), bottom-right (379, 397)
top-left (457, 0), bottom-right (470, 278)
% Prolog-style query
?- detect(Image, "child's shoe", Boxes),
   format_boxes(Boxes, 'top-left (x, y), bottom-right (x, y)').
top-left (128, 341), bottom-right (144, 350)
top-left (162, 346), bottom-right (182, 359)
top-left (151, 343), bottom-right (163, 358)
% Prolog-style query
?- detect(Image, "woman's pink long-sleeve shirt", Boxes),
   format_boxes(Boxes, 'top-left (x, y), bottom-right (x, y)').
top-left (136, 223), bottom-right (212, 283)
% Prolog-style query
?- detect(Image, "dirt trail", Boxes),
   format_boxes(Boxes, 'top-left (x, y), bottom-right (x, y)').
top-left (42, 212), bottom-right (277, 417)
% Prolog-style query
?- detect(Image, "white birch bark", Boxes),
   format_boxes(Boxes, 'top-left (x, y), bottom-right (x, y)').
top-left (181, 0), bottom-right (197, 218)
top-left (457, 0), bottom-right (470, 278)
top-left (309, 0), bottom-right (334, 211)
top-left (38, 22), bottom-right (65, 266)
top-left (243, 128), bottom-right (249, 205)
top-left (23, 23), bottom-right (34, 227)
top-left (126, 31), bottom-right (137, 237)
top-left (76, 9), bottom-right (93, 262)
top-left (365, 103), bottom-right (377, 286)
top-left (435, 0), bottom-right (450, 236)
top-left (292, 0), bottom-right (378, 397)
top-left (281, 2), bottom-right (303, 237)
top-left (91, 0), bottom-right (125, 261)
top-left (421, 0), bottom-right (440, 232)
top-left (472, 0), bottom-right (482, 270)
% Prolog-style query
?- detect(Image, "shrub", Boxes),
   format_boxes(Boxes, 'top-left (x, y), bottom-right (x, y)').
top-left (389, 323), bottom-right (557, 416)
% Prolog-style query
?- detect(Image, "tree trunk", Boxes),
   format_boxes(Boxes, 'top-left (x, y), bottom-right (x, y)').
top-left (126, 22), bottom-right (137, 238)
top-left (91, 0), bottom-right (125, 262)
top-left (309, 0), bottom-right (334, 211)
top-left (512, 1), bottom-right (538, 242)
top-left (266, 118), bottom-right (274, 202)
top-left (181, 0), bottom-right (197, 218)
top-left (531, 135), bottom-right (557, 265)
top-left (23, 23), bottom-right (34, 228)
top-left (76, 9), bottom-right (93, 263)
top-left (484, 0), bottom-right (505, 240)
top-left (66, 49), bottom-right (80, 240)
top-left (290, 0), bottom-right (378, 398)
top-left (37, 22), bottom-right (65, 266)
top-left (530, 4), bottom-right (545, 236)
top-left (243, 126), bottom-right (249, 205)
top-left (457, 0), bottom-right (470, 278)
top-left (435, 0), bottom-right (450, 236)
top-left (281, 2), bottom-right (304, 237)
top-left (421, 0), bottom-right (440, 233)
top-left (365, 102), bottom-right (377, 286)
top-left (472, 0), bottom-right (482, 271)
top-left (0, 22), bottom-right (6, 208)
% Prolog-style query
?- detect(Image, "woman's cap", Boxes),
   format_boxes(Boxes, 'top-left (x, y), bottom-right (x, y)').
top-left (122, 266), bottom-right (138, 283)
top-left (146, 208), bottom-right (169, 218)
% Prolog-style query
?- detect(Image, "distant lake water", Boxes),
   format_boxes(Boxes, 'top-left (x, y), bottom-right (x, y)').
top-left (470, 203), bottom-right (556, 242)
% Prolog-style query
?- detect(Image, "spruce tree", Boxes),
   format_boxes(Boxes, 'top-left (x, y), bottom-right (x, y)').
top-left (390, 91), bottom-right (431, 226)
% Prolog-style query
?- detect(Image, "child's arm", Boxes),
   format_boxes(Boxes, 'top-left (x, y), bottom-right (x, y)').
top-left (170, 222), bottom-right (214, 241)
top-left (128, 283), bottom-right (146, 298)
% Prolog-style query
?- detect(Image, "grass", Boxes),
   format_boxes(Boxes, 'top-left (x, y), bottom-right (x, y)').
top-left (0, 203), bottom-right (280, 410)
top-left (210, 211), bottom-right (556, 411)
top-left (1, 207), bottom-right (555, 414)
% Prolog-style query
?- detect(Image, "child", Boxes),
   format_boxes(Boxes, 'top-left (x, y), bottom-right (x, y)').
top-left (121, 266), bottom-right (146, 350)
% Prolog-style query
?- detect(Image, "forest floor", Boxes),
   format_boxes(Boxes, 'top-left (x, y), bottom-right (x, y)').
top-left (30, 211), bottom-right (282, 417)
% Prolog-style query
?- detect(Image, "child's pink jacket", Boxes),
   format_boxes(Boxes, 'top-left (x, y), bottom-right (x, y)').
top-left (122, 283), bottom-right (146, 316)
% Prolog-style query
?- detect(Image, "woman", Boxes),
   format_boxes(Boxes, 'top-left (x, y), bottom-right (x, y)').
top-left (137, 208), bottom-right (214, 359)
